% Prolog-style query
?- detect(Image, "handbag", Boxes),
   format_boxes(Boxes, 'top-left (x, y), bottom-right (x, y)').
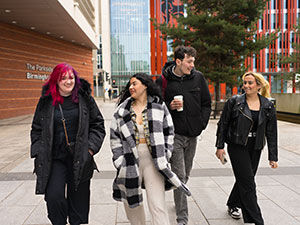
top-left (59, 104), bottom-right (75, 155)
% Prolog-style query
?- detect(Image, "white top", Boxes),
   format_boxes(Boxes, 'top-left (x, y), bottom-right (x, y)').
top-left (136, 123), bottom-right (145, 139)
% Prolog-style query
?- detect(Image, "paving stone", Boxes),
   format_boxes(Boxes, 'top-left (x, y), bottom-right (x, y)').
top-left (10, 158), bottom-right (34, 173)
top-left (259, 199), bottom-right (300, 225)
top-left (89, 204), bottom-right (117, 225)
top-left (23, 201), bottom-right (50, 224)
top-left (0, 205), bottom-right (35, 224)
top-left (258, 185), bottom-right (300, 217)
top-left (187, 201), bottom-right (209, 225)
top-left (270, 175), bottom-right (300, 194)
top-left (188, 177), bottom-right (219, 188)
top-left (190, 187), bottom-right (229, 219)
top-left (90, 179), bottom-right (115, 204)
top-left (1, 181), bottom-right (42, 206)
top-left (207, 218), bottom-right (244, 225)
top-left (0, 180), bottom-right (23, 203)
top-left (255, 175), bottom-right (281, 186)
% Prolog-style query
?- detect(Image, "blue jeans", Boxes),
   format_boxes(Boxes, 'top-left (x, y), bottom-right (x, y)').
top-left (170, 134), bottom-right (197, 225)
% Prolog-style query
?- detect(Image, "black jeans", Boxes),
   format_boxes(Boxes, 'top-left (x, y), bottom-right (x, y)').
top-left (45, 159), bottom-right (90, 225)
top-left (227, 138), bottom-right (264, 225)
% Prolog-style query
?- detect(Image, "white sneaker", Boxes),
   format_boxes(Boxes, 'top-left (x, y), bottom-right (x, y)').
top-left (228, 207), bottom-right (241, 219)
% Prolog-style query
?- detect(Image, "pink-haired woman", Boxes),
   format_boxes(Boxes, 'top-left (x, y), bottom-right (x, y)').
top-left (30, 63), bottom-right (105, 225)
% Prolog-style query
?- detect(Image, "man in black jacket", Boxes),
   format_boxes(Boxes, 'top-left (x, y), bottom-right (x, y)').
top-left (156, 46), bottom-right (211, 225)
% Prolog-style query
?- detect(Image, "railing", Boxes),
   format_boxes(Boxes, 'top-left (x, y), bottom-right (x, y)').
top-left (211, 101), bottom-right (226, 119)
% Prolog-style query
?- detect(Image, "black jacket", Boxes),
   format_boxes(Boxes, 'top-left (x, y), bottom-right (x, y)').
top-left (156, 61), bottom-right (211, 137)
top-left (30, 79), bottom-right (106, 194)
top-left (216, 94), bottom-right (278, 161)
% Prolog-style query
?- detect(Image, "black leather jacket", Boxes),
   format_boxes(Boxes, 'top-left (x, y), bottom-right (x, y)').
top-left (216, 94), bottom-right (278, 161)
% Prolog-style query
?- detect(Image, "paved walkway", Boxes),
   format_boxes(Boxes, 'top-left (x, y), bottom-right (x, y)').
top-left (0, 99), bottom-right (300, 225)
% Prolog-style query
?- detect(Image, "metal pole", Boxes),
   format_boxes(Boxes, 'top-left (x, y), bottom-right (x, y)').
top-left (102, 71), bottom-right (105, 102)
top-left (95, 74), bottom-right (99, 97)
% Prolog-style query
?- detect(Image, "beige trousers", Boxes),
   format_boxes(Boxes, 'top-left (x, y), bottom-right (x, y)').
top-left (124, 143), bottom-right (170, 225)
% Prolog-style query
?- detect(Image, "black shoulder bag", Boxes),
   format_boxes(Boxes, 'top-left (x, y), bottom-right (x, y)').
top-left (59, 104), bottom-right (75, 155)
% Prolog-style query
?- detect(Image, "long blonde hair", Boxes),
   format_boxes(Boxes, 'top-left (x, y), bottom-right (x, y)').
top-left (242, 71), bottom-right (271, 98)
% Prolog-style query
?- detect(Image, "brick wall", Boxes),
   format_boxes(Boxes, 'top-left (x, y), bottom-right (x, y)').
top-left (0, 22), bottom-right (94, 119)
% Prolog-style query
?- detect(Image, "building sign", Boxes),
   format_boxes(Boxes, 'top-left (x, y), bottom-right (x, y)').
top-left (26, 63), bottom-right (53, 80)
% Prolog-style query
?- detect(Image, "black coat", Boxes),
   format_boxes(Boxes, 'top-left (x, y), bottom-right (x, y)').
top-left (30, 79), bottom-right (106, 194)
top-left (156, 61), bottom-right (212, 137)
top-left (216, 94), bottom-right (278, 161)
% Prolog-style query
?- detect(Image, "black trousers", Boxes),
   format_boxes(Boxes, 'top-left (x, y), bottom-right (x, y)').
top-left (227, 138), bottom-right (264, 225)
top-left (45, 159), bottom-right (91, 225)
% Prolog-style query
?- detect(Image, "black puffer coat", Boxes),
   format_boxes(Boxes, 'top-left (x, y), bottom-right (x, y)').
top-left (156, 61), bottom-right (212, 137)
top-left (30, 79), bottom-right (106, 194)
top-left (216, 94), bottom-right (278, 161)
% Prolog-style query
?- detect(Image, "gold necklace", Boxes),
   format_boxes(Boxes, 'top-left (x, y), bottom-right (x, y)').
top-left (132, 101), bottom-right (146, 113)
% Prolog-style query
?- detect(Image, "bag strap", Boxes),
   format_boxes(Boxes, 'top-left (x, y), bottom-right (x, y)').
top-left (58, 104), bottom-right (70, 146)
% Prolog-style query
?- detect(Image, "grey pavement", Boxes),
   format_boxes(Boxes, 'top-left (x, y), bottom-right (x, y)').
top-left (0, 99), bottom-right (300, 225)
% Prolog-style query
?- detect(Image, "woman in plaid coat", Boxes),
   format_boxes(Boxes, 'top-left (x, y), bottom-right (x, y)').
top-left (110, 73), bottom-right (191, 225)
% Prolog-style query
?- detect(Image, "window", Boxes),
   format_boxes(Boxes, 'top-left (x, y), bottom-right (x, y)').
top-left (272, 14), bottom-right (276, 29)
top-left (110, 0), bottom-right (151, 89)
top-left (272, 0), bottom-right (276, 9)
top-left (259, 19), bottom-right (262, 30)
top-left (284, 0), bottom-right (288, 9)
top-left (284, 13), bottom-right (288, 29)
top-left (271, 74), bottom-right (282, 93)
top-left (279, 33), bottom-right (282, 48)
top-left (291, 32), bottom-right (294, 49)
top-left (253, 54), bottom-right (256, 69)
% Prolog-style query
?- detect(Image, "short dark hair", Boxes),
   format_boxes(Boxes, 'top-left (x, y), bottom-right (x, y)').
top-left (174, 46), bottom-right (197, 60)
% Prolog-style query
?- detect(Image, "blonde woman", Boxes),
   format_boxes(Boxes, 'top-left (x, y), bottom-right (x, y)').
top-left (215, 72), bottom-right (278, 225)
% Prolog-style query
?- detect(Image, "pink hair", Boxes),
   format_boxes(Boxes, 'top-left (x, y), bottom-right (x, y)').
top-left (44, 63), bottom-right (81, 106)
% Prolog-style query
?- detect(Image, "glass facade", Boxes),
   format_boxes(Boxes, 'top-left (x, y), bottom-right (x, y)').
top-left (110, 0), bottom-right (151, 90)
top-left (270, 74), bottom-right (289, 93)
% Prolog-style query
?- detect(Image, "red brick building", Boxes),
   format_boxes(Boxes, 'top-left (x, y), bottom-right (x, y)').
top-left (0, 0), bottom-right (100, 119)
top-left (0, 23), bottom-right (93, 119)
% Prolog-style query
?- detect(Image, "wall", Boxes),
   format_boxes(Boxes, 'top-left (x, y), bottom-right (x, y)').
top-left (272, 93), bottom-right (300, 114)
top-left (101, 0), bottom-right (111, 87)
top-left (0, 22), bottom-right (93, 119)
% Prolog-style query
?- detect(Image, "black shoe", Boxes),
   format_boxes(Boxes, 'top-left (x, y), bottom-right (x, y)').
top-left (228, 207), bottom-right (241, 219)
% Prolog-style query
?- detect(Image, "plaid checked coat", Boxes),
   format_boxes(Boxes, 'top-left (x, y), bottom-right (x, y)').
top-left (110, 96), bottom-right (191, 208)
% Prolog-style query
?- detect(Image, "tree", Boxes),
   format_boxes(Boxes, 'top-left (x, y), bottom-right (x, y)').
top-left (154, 0), bottom-right (277, 101)
top-left (279, 21), bottom-right (300, 90)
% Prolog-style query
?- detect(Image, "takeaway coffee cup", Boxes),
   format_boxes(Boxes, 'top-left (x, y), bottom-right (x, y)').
top-left (174, 95), bottom-right (183, 111)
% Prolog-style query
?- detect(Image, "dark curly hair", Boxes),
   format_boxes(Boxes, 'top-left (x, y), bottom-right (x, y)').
top-left (174, 45), bottom-right (197, 61)
top-left (118, 73), bottom-right (161, 105)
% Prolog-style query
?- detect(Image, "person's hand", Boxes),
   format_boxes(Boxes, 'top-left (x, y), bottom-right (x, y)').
top-left (170, 99), bottom-right (183, 110)
top-left (88, 149), bottom-right (94, 156)
top-left (269, 161), bottom-right (278, 168)
top-left (215, 149), bottom-right (225, 160)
